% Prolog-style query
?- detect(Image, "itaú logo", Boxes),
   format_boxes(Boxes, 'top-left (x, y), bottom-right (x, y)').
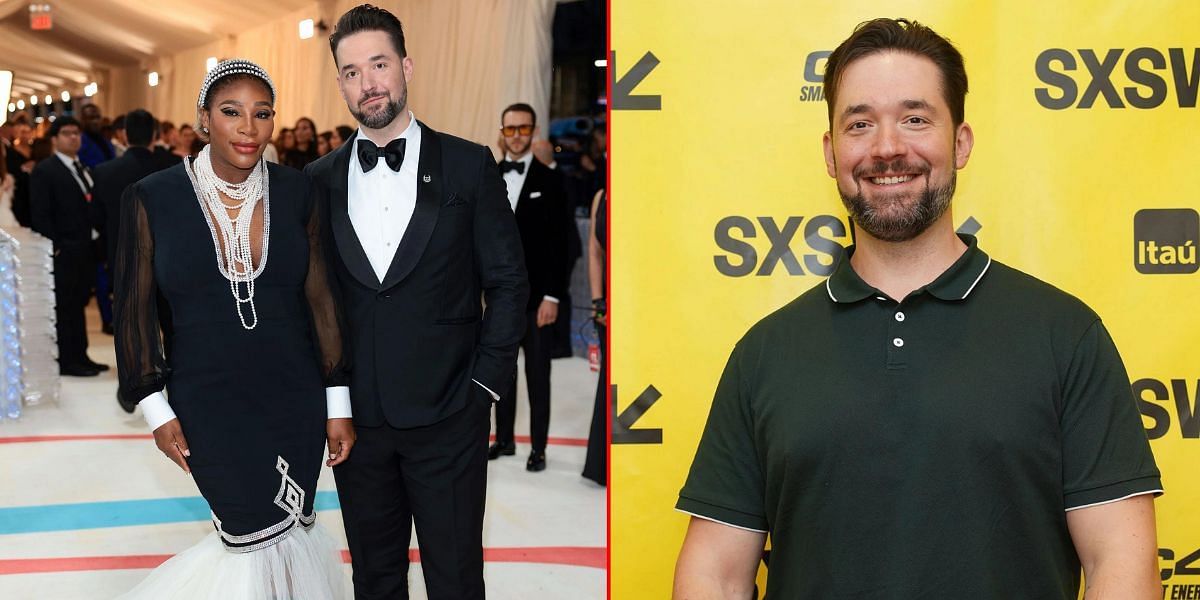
top-left (1034, 48), bottom-right (1200, 109)
top-left (1133, 209), bottom-right (1198, 275)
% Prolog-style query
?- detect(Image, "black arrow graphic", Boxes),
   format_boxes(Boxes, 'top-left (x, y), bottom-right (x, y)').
top-left (612, 51), bottom-right (662, 110)
top-left (612, 384), bottom-right (664, 444)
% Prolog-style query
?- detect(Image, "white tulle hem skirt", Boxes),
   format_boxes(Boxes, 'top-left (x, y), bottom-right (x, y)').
top-left (115, 522), bottom-right (349, 600)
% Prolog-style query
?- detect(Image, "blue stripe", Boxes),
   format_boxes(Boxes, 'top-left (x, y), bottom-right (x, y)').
top-left (0, 491), bottom-right (342, 535)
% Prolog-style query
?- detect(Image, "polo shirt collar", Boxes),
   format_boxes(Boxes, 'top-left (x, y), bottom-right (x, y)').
top-left (825, 234), bottom-right (992, 304)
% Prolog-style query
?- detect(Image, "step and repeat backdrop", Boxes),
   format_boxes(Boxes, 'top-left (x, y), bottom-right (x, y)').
top-left (611, 1), bottom-right (1198, 598)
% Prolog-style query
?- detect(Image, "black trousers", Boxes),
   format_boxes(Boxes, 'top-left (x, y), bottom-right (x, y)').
top-left (494, 309), bottom-right (553, 452)
top-left (334, 397), bottom-right (490, 600)
top-left (53, 245), bottom-right (93, 366)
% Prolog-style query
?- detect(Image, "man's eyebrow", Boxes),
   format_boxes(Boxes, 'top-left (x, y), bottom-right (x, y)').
top-left (840, 104), bottom-right (872, 121)
top-left (340, 55), bottom-right (389, 72)
top-left (902, 99), bottom-right (933, 111)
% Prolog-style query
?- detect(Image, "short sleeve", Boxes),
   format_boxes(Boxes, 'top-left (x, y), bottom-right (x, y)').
top-left (676, 344), bottom-right (769, 531)
top-left (1060, 320), bottom-right (1162, 510)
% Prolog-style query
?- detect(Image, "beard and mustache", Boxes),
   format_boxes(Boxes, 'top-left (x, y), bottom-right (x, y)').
top-left (837, 158), bottom-right (956, 243)
top-left (350, 85), bottom-right (407, 130)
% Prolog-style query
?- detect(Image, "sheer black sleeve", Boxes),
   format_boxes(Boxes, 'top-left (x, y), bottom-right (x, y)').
top-left (113, 183), bottom-right (169, 404)
top-left (303, 183), bottom-right (350, 387)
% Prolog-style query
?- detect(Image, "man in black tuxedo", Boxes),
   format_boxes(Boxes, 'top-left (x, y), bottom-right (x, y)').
top-left (488, 103), bottom-right (573, 472)
top-left (305, 5), bottom-right (527, 599)
top-left (92, 109), bottom-right (176, 408)
top-left (30, 116), bottom-right (108, 376)
top-left (93, 110), bottom-right (169, 277)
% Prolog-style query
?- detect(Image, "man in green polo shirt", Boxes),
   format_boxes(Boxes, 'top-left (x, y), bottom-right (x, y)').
top-left (672, 18), bottom-right (1162, 600)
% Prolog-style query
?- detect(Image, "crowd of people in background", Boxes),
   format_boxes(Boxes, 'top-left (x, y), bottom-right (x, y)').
top-left (0, 99), bottom-right (607, 481)
top-left (0, 105), bottom-right (358, 378)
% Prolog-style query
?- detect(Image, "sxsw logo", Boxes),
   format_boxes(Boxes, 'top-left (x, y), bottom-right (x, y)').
top-left (1133, 209), bottom-right (1198, 274)
top-left (799, 51), bottom-right (830, 102)
top-left (1034, 48), bottom-right (1200, 109)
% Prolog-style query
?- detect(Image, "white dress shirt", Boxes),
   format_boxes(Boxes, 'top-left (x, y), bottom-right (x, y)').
top-left (501, 152), bottom-right (533, 213)
top-left (347, 115), bottom-right (421, 283)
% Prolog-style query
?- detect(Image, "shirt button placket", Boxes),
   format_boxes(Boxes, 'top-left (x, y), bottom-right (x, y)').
top-left (887, 304), bottom-right (907, 368)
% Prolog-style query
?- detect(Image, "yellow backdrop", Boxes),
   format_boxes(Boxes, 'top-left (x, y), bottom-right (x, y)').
top-left (611, 1), bottom-right (1199, 598)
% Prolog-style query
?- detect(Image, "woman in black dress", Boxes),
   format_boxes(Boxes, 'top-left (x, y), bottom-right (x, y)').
top-left (114, 59), bottom-right (354, 599)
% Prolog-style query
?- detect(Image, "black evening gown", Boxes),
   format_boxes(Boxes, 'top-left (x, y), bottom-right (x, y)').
top-left (113, 160), bottom-right (349, 599)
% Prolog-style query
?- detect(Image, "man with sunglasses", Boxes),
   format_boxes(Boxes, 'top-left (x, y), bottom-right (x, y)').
top-left (490, 102), bottom-right (573, 472)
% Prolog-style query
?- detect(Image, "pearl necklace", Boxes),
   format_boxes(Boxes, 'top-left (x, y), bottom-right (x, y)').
top-left (183, 145), bottom-right (271, 330)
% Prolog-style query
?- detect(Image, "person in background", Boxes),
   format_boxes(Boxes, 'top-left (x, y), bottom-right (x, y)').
top-left (0, 138), bottom-right (15, 227)
top-left (317, 131), bottom-right (333, 156)
top-left (92, 109), bottom-right (172, 347)
top-left (284, 117), bottom-right (320, 169)
top-left (330, 125), bottom-right (354, 151)
top-left (157, 121), bottom-right (177, 151)
top-left (110, 114), bottom-right (129, 158)
top-left (3, 114), bottom-right (34, 227)
top-left (487, 102), bottom-right (572, 473)
top-left (78, 104), bottom-right (117, 168)
top-left (581, 188), bottom-right (606, 486)
top-left (277, 127), bottom-right (296, 155)
top-left (174, 124), bottom-right (197, 158)
top-left (30, 116), bottom-right (108, 376)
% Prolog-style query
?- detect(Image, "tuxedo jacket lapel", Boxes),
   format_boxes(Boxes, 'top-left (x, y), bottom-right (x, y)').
top-left (379, 121), bottom-right (443, 291)
top-left (327, 140), bottom-right (381, 290)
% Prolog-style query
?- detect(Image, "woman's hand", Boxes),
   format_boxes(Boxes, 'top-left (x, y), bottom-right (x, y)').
top-left (152, 418), bottom-right (191, 473)
top-left (326, 418), bottom-right (356, 467)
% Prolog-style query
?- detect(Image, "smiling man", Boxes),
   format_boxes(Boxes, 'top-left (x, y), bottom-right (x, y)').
top-left (304, 4), bottom-right (527, 599)
top-left (672, 19), bottom-right (1162, 600)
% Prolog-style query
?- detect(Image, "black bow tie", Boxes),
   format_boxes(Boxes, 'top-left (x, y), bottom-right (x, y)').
top-left (357, 138), bottom-right (406, 173)
top-left (499, 160), bottom-right (525, 175)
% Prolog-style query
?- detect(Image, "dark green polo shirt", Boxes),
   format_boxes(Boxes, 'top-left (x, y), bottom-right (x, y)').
top-left (677, 235), bottom-right (1161, 599)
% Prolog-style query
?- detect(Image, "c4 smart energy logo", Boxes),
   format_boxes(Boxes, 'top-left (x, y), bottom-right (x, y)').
top-left (799, 51), bottom-right (830, 102)
top-left (1133, 209), bottom-right (1199, 274)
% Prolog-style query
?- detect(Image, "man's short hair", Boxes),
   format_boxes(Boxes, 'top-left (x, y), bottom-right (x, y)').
top-left (823, 18), bottom-right (968, 127)
top-left (501, 103), bottom-right (537, 127)
top-left (124, 109), bottom-right (157, 147)
top-left (49, 116), bottom-right (81, 137)
top-left (330, 4), bottom-right (407, 63)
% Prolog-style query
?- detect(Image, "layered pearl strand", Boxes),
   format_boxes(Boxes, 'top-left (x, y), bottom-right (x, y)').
top-left (183, 145), bottom-right (270, 330)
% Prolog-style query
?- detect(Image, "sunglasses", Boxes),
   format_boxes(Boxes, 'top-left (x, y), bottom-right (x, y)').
top-left (500, 125), bottom-right (534, 137)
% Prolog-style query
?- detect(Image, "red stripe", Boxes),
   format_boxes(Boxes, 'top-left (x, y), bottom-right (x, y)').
top-left (0, 546), bottom-right (605, 575)
top-left (0, 434), bottom-right (588, 447)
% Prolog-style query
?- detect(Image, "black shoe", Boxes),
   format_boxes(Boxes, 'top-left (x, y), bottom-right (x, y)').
top-left (488, 442), bottom-right (516, 460)
top-left (102, 323), bottom-right (114, 335)
top-left (60, 363), bottom-right (100, 377)
top-left (84, 360), bottom-right (110, 372)
top-left (526, 450), bottom-right (546, 472)
top-left (117, 390), bottom-right (137, 414)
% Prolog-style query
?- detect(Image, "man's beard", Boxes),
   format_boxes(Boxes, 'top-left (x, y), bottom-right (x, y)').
top-left (351, 87), bottom-right (407, 130)
top-left (838, 159), bottom-right (956, 243)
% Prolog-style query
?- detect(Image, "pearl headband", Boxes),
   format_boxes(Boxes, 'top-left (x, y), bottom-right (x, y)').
top-left (197, 59), bottom-right (277, 108)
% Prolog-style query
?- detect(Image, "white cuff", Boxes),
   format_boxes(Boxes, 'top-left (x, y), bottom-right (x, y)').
top-left (326, 386), bottom-right (352, 419)
top-left (543, 295), bottom-right (560, 304)
top-left (139, 391), bottom-right (177, 431)
top-left (547, 160), bottom-right (558, 170)
top-left (473, 379), bottom-right (500, 401)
